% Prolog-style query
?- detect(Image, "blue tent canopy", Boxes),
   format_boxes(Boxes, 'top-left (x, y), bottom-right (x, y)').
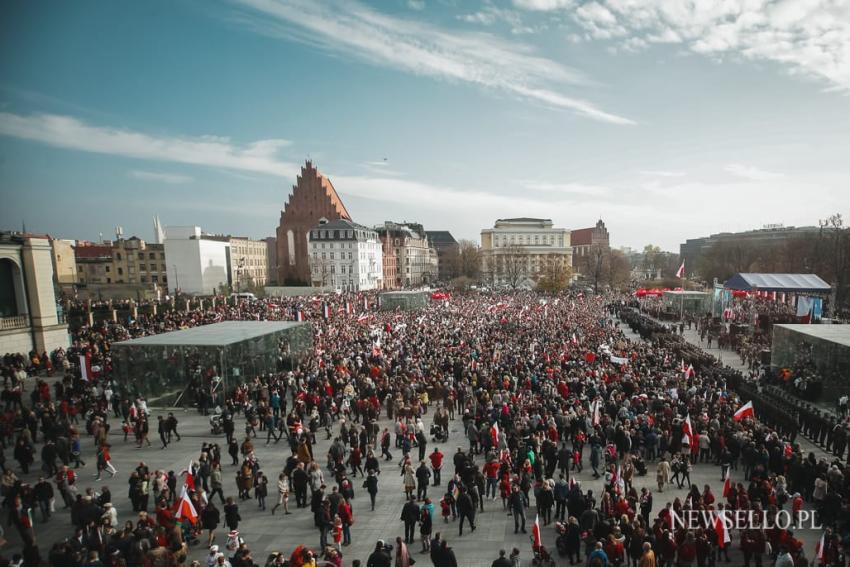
top-left (723, 273), bottom-right (831, 293)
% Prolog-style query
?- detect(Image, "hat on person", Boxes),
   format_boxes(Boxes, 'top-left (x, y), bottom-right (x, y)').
top-left (210, 545), bottom-right (219, 553)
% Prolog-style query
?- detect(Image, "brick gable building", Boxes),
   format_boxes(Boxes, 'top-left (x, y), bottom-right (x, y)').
top-left (276, 161), bottom-right (351, 285)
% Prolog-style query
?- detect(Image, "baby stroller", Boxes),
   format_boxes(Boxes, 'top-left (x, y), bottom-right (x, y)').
top-left (209, 414), bottom-right (223, 435)
top-left (532, 545), bottom-right (557, 567)
top-left (430, 423), bottom-right (448, 443)
top-left (633, 455), bottom-right (648, 476)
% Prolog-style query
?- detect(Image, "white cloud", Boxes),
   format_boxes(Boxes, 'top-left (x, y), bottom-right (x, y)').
top-left (522, 181), bottom-right (611, 195)
top-left (639, 170), bottom-right (686, 177)
top-left (457, 3), bottom-right (535, 34)
top-left (724, 163), bottom-right (785, 180)
top-left (231, 0), bottom-right (634, 125)
top-left (129, 170), bottom-right (194, 184)
top-left (407, 0), bottom-right (425, 10)
top-left (559, 0), bottom-right (850, 91)
top-left (512, 0), bottom-right (573, 10)
top-left (0, 112), bottom-right (298, 177)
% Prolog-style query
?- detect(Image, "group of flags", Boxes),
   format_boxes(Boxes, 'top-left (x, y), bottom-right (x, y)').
top-left (293, 296), bottom-right (371, 322)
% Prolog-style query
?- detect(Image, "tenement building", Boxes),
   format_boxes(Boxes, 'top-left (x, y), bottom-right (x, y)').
top-left (276, 161), bottom-right (351, 285)
top-left (425, 231), bottom-right (459, 282)
top-left (376, 222), bottom-right (437, 288)
top-left (228, 237), bottom-right (271, 290)
top-left (480, 218), bottom-right (572, 288)
top-left (308, 219), bottom-right (383, 291)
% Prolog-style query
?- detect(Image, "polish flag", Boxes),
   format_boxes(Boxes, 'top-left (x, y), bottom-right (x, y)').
top-left (295, 310), bottom-right (304, 322)
top-left (357, 314), bottom-right (370, 324)
top-left (531, 514), bottom-right (542, 550)
top-left (685, 364), bottom-right (695, 378)
top-left (722, 467), bottom-right (732, 497)
top-left (733, 401), bottom-right (754, 421)
top-left (571, 333), bottom-right (578, 345)
top-left (591, 399), bottom-right (601, 426)
top-left (321, 302), bottom-right (331, 320)
top-left (713, 512), bottom-right (730, 548)
top-left (682, 415), bottom-right (693, 446)
top-left (680, 359), bottom-right (686, 373)
top-left (175, 491), bottom-right (198, 524)
top-left (816, 533), bottom-right (825, 561)
top-left (363, 297), bottom-right (369, 311)
top-left (676, 261), bottom-right (685, 279)
top-left (491, 422), bottom-right (499, 446)
top-left (345, 301), bottom-right (352, 315)
top-left (79, 352), bottom-right (93, 382)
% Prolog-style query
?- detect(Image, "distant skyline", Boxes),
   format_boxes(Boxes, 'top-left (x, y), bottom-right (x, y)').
top-left (1, 0), bottom-right (848, 251)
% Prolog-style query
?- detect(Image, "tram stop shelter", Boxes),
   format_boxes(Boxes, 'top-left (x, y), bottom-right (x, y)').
top-left (771, 324), bottom-right (850, 399)
top-left (112, 321), bottom-right (312, 406)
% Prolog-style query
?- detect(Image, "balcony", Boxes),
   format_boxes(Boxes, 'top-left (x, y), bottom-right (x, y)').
top-left (0, 315), bottom-right (29, 331)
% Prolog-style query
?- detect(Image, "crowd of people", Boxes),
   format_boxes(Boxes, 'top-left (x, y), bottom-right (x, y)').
top-left (0, 290), bottom-right (843, 567)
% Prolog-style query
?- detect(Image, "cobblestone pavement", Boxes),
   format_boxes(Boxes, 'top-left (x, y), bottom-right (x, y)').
top-left (2, 323), bottom-right (826, 565)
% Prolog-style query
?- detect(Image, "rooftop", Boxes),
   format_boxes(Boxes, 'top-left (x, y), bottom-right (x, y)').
top-left (774, 324), bottom-right (850, 348)
top-left (112, 321), bottom-right (308, 347)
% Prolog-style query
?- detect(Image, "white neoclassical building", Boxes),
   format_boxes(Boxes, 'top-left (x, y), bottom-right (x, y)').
top-left (480, 218), bottom-right (572, 287)
top-left (308, 219), bottom-right (383, 291)
top-left (0, 233), bottom-right (69, 355)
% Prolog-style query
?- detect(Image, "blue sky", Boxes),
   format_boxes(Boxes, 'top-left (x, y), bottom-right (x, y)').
top-left (1, 0), bottom-right (848, 251)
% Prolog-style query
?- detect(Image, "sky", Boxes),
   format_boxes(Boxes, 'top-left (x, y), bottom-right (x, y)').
top-left (1, 0), bottom-right (848, 252)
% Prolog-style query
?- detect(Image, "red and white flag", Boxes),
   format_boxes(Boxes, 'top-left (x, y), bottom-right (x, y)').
top-left (591, 399), bottom-right (601, 426)
top-left (816, 533), bottom-right (825, 561)
top-left (491, 422), bottom-right (499, 446)
top-left (79, 352), bottom-right (93, 382)
top-left (685, 364), bottom-right (695, 378)
top-left (175, 491), bottom-right (198, 524)
top-left (682, 414), bottom-right (693, 446)
top-left (571, 333), bottom-right (578, 345)
top-left (363, 297), bottom-right (369, 311)
top-left (531, 513), bottom-right (542, 550)
top-left (722, 467), bottom-right (732, 497)
top-left (345, 301), bottom-right (352, 315)
top-left (295, 310), bottom-right (304, 322)
top-left (713, 512), bottom-right (730, 548)
top-left (676, 261), bottom-right (685, 279)
top-left (733, 401), bottom-right (754, 421)
top-left (321, 302), bottom-right (332, 320)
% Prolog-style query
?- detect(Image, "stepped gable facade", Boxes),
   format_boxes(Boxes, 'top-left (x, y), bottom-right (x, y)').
top-left (276, 161), bottom-right (351, 285)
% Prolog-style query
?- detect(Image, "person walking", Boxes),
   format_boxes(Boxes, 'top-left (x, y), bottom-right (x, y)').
top-left (364, 469), bottom-right (379, 511)
top-left (416, 461), bottom-right (431, 502)
top-left (420, 503), bottom-right (433, 553)
top-left (224, 497), bottom-right (241, 532)
top-left (272, 472), bottom-right (290, 515)
top-left (210, 463), bottom-right (225, 504)
top-left (401, 495), bottom-right (420, 545)
top-left (402, 463), bottom-right (416, 500)
top-left (656, 457), bottom-right (671, 493)
top-left (509, 485), bottom-right (526, 534)
top-left (201, 500), bottom-right (220, 547)
top-left (457, 488), bottom-right (476, 536)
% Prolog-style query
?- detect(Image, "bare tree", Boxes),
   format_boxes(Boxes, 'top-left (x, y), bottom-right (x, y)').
top-left (536, 259), bottom-right (573, 293)
top-left (454, 240), bottom-right (482, 280)
top-left (497, 245), bottom-right (528, 289)
top-left (309, 255), bottom-right (332, 287)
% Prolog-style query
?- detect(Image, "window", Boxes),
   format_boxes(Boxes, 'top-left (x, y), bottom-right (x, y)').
top-left (152, 275), bottom-right (158, 283)
top-left (116, 253), bottom-right (122, 261)
top-left (105, 266), bottom-right (111, 273)
top-left (161, 264), bottom-right (167, 272)
top-left (149, 253), bottom-right (156, 260)
top-left (140, 276), bottom-right (148, 283)
top-left (117, 267), bottom-right (123, 275)
top-left (287, 229), bottom-right (296, 265)
top-left (106, 277), bottom-right (111, 284)
top-left (150, 264), bottom-right (157, 272)
top-left (330, 252), bottom-right (334, 260)
top-left (160, 253), bottom-right (165, 260)
top-left (138, 253), bottom-right (144, 260)
top-left (139, 264), bottom-right (147, 272)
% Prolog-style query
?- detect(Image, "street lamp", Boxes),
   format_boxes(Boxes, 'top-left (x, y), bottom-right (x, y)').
top-left (172, 264), bottom-right (180, 292)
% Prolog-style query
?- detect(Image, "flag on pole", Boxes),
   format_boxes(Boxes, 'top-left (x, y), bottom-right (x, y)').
top-left (591, 399), bottom-right (601, 426)
top-left (722, 467), bottom-right (732, 497)
top-left (685, 364), bottom-right (695, 378)
top-left (295, 309), bottom-right (304, 322)
top-left (344, 301), bottom-right (352, 315)
top-left (816, 533), bottom-right (825, 561)
top-left (676, 261), bottom-right (685, 278)
top-left (363, 297), bottom-right (369, 311)
top-left (733, 401), bottom-right (754, 421)
top-left (79, 352), bottom-right (92, 382)
top-left (713, 512), bottom-right (730, 548)
top-left (491, 422), bottom-right (499, 446)
top-left (531, 514), bottom-right (542, 550)
top-left (175, 491), bottom-right (198, 524)
top-left (682, 414), bottom-right (693, 446)
top-left (321, 302), bottom-right (331, 320)
top-left (571, 333), bottom-right (578, 345)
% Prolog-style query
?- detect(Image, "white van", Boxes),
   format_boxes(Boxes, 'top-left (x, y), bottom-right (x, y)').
top-left (231, 292), bottom-right (257, 301)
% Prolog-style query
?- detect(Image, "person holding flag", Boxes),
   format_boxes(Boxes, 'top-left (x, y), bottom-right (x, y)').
top-left (733, 401), bottom-right (755, 421)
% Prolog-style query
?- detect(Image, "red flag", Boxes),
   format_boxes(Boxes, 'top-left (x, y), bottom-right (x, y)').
top-left (713, 512), bottom-right (730, 548)
top-left (733, 401), bottom-right (754, 421)
top-left (816, 534), bottom-right (825, 561)
top-left (676, 261), bottom-right (685, 278)
top-left (175, 491), bottom-right (198, 524)
top-left (722, 467), bottom-right (731, 497)
top-left (531, 513), bottom-right (541, 550)
top-left (491, 422), bottom-right (499, 446)
top-left (682, 415), bottom-right (693, 446)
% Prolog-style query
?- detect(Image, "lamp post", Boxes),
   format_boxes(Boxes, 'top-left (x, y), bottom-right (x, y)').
top-left (172, 264), bottom-right (180, 293)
